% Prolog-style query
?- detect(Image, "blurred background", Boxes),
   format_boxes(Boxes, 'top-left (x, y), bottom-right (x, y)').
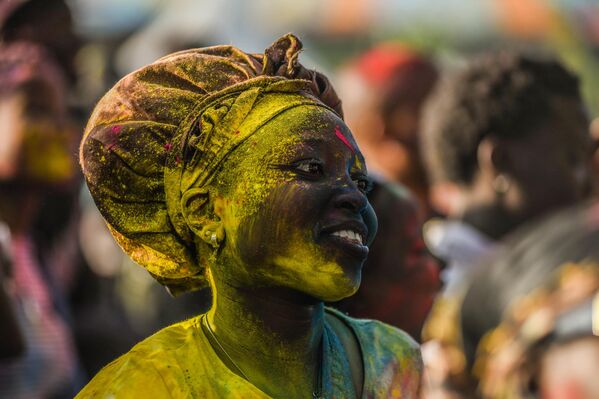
top-left (66, 0), bottom-right (599, 113)
top-left (1, 0), bottom-right (599, 398)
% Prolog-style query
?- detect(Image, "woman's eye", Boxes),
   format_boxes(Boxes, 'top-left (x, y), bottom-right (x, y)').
top-left (295, 160), bottom-right (323, 175)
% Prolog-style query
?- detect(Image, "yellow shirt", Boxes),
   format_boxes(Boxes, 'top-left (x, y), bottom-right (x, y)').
top-left (76, 308), bottom-right (421, 398)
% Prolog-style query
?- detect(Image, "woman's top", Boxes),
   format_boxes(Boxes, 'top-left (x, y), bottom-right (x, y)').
top-left (76, 308), bottom-right (422, 398)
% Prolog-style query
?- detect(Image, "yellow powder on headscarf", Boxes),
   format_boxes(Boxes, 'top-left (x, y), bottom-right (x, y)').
top-left (80, 34), bottom-right (343, 293)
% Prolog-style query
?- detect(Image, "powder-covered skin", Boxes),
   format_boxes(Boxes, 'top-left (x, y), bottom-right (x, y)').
top-left (211, 106), bottom-right (375, 303)
top-left (77, 34), bottom-right (423, 398)
top-left (75, 309), bottom-right (422, 399)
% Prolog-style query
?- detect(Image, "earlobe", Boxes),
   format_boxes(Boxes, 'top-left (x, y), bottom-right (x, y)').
top-left (478, 137), bottom-right (508, 177)
top-left (181, 188), bottom-right (224, 247)
top-left (198, 223), bottom-right (225, 248)
top-left (478, 138), bottom-right (512, 196)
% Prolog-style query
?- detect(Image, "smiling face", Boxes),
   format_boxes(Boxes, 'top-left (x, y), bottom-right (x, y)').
top-left (211, 105), bottom-right (377, 302)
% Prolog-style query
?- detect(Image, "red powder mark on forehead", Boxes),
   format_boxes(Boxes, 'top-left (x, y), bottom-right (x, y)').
top-left (335, 125), bottom-right (354, 153)
top-left (111, 125), bottom-right (122, 135)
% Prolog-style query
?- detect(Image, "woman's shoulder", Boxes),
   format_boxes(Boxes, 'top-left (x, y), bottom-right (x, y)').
top-left (326, 308), bottom-right (423, 396)
top-left (75, 316), bottom-right (204, 398)
top-left (328, 307), bottom-right (420, 358)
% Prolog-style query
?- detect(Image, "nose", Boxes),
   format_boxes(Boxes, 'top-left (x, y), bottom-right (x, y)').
top-left (333, 187), bottom-right (368, 214)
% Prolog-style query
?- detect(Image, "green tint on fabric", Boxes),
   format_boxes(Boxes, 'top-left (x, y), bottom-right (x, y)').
top-left (75, 309), bottom-right (422, 398)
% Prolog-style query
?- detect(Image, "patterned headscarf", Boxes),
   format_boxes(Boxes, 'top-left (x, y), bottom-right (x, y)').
top-left (80, 34), bottom-right (343, 293)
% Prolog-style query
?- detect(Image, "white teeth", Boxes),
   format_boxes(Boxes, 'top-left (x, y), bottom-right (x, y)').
top-left (331, 230), bottom-right (364, 245)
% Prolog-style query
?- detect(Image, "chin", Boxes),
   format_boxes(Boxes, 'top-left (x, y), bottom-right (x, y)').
top-left (310, 271), bottom-right (362, 302)
top-left (270, 247), bottom-right (364, 301)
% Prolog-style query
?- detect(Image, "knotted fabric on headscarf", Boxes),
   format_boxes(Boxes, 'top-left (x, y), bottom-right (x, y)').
top-left (80, 34), bottom-right (343, 293)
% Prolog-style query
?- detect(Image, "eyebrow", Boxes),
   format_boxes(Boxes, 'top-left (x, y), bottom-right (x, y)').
top-left (294, 137), bottom-right (326, 148)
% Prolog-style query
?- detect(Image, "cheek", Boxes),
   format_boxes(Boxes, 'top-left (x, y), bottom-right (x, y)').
top-left (363, 202), bottom-right (378, 245)
top-left (234, 184), bottom-right (358, 300)
top-left (236, 183), bottom-right (322, 265)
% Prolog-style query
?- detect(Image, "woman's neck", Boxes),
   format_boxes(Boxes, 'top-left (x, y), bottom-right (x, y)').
top-left (206, 268), bottom-right (325, 398)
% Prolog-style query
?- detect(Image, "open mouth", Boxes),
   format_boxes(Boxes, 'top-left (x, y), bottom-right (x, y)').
top-left (320, 222), bottom-right (369, 259)
top-left (330, 229), bottom-right (365, 246)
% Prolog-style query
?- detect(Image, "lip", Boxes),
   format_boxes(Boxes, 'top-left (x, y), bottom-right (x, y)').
top-left (319, 220), bottom-right (370, 259)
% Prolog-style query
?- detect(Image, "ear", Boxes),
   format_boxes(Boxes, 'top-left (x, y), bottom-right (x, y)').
top-left (477, 137), bottom-right (508, 178)
top-left (181, 188), bottom-right (224, 248)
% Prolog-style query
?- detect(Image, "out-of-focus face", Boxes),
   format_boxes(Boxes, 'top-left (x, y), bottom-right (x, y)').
top-left (503, 97), bottom-right (592, 220)
top-left (539, 337), bottom-right (599, 399)
top-left (0, 91), bottom-right (75, 185)
top-left (0, 93), bottom-right (25, 179)
top-left (213, 106), bottom-right (378, 302)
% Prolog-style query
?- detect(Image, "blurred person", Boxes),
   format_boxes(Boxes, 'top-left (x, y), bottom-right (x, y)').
top-left (338, 44), bottom-right (439, 216)
top-left (457, 200), bottom-right (599, 398)
top-left (0, 41), bottom-right (81, 398)
top-left (335, 182), bottom-right (440, 340)
top-left (421, 51), bottom-right (593, 297)
top-left (0, 222), bottom-right (25, 360)
top-left (420, 51), bottom-right (594, 396)
top-left (1, 0), bottom-right (160, 378)
top-left (76, 34), bottom-right (422, 398)
top-left (0, 0), bottom-right (82, 85)
top-left (591, 117), bottom-right (599, 190)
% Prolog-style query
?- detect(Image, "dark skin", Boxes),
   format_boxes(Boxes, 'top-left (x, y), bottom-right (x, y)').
top-left (184, 106), bottom-right (376, 398)
top-left (341, 186), bottom-right (440, 339)
top-left (458, 97), bottom-right (592, 240)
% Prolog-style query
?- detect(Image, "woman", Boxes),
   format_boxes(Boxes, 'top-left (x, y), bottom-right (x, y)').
top-left (76, 34), bottom-right (421, 398)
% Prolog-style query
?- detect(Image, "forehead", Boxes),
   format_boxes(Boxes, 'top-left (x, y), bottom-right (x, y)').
top-left (255, 106), bottom-right (363, 158)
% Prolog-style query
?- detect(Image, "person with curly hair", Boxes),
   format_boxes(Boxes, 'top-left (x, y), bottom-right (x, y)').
top-left (75, 34), bottom-right (422, 398)
top-left (420, 52), bottom-right (594, 397)
top-left (422, 52), bottom-right (592, 243)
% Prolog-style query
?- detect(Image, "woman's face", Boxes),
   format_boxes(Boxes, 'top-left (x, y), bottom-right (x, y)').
top-left (213, 106), bottom-right (377, 302)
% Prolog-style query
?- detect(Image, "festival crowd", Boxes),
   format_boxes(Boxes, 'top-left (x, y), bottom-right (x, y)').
top-left (1, 1), bottom-right (598, 398)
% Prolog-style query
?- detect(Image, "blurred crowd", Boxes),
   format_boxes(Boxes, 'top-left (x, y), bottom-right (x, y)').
top-left (1, 0), bottom-right (599, 398)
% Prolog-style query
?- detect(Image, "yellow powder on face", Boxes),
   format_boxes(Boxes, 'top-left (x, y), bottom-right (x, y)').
top-left (272, 233), bottom-right (358, 302)
top-left (210, 107), bottom-right (313, 222)
top-left (206, 107), bottom-right (362, 302)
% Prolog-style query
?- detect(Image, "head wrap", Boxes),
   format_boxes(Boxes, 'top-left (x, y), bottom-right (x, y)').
top-left (80, 34), bottom-right (343, 293)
